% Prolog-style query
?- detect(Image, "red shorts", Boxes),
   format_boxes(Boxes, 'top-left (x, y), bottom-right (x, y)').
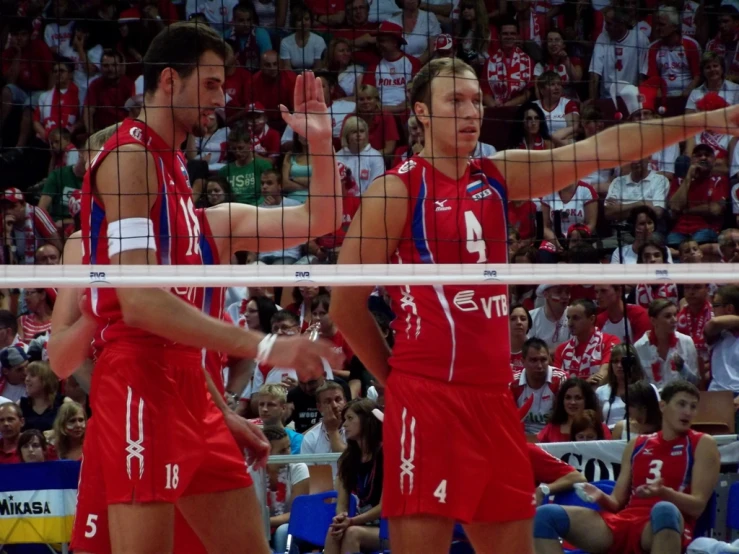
top-left (383, 371), bottom-right (535, 523)
top-left (71, 344), bottom-right (251, 553)
top-left (601, 506), bottom-right (694, 554)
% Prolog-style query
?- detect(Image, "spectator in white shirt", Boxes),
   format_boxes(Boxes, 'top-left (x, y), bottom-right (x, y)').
top-left (44, 0), bottom-right (74, 55)
top-left (390, 0), bottom-right (441, 64)
top-left (605, 157), bottom-right (670, 226)
top-left (705, 285), bottom-right (739, 393)
top-left (589, 6), bottom-right (649, 100)
top-left (540, 180), bottom-right (598, 248)
top-left (510, 338), bottom-right (567, 435)
top-left (280, 5), bottom-right (327, 71)
top-left (596, 344), bottom-right (647, 427)
top-left (529, 285), bottom-right (572, 350)
top-left (301, 381), bottom-right (347, 477)
top-left (634, 298), bottom-right (699, 388)
top-left (0, 346), bottom-right (29, 403)
top-left (336, 116), bottom-right (386, 195)
top-left (611, 205), bottom-right (674, 264)
top-left (534, 71), bottom-right (579, 144)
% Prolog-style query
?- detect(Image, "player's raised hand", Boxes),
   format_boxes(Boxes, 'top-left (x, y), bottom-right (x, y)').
top-left (279, 71), bottom-right (332, 144)
top-left (268, 335), bottom-right (345, 381)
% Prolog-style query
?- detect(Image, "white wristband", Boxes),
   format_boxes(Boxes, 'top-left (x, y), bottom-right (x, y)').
top-left (255, 334), bottom-right (278, 365)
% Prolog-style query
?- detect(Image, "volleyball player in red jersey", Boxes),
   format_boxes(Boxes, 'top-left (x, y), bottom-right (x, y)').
top-left (330, 57), bottom-right (739, 554)
top-left (534, 380), bottom-right (719, 554)
top-left (48, 22), bottom-right (344, 554)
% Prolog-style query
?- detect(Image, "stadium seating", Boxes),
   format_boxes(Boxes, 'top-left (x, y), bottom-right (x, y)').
top-left (283, 490), bottom-right (357, 552)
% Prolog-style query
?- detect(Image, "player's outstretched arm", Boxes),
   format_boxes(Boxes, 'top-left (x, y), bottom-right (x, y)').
top-left (494, 105), bottom-right (739, 200)
top-left (590, 439), bottom-right (636, 514)
top-left (206, 72), bottom-right (343, 258)
top-left (48, 231), bottom-right (98, 379)
top-left (654, 435), bottom-right (720, 520)
top-left (331, 174), bottom-right (408, 386)
top-left (95, 146), bottom-right (342, 377)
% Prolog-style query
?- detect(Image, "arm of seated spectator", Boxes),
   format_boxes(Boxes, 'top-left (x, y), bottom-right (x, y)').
top-left (604, 199), bottom-right (661, 221)
top-left (47, 232), bottom-right (98, 380)
top-left (669, 166), bottom-right (695, 213)
top-left (280, 154), bottom-right (310, 192)
top-left (350, 495), bottom-right (383, 526)
top-left (588, 73), bottom-right (601, 101)
top-left (225, 357), bottom-right (255, 402)
top-left (584, 200), bottom-right (598, 234)
top-left (540, 204), bottom-right (563, 249)
top-left (503, 88), bottom-right (531, 108)
top-left (655, 435), bottom-right (719, 519)
top-left (704, 315), bottom-right (739, 344)
top-left (316, 10), bottom-right (346, 26)
top-left (683, 200), bottom-right (725, 218)
top-left (269, 476), bottom-right (310, 527)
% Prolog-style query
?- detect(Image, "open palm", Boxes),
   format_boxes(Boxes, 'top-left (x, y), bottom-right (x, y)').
top-left (280, 71), bottom-right (332, 144)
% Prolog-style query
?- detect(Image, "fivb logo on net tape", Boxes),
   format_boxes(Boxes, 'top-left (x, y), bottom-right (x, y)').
top-left (294, 270), bottom-right (314, 283)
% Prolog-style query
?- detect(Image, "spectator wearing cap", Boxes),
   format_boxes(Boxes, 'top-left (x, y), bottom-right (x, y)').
top-left (245, 103), bottom-right (281, 162)
top-left (336, 117), bottom-right (386, 195)
top-left (332, 0), bottom-right (381, 69)
top-left (0, 345), bottom-right (30, 403)
top-left (588, 6), bottom-right (649, 101)
top-left (301, 381), bottom-right (347, 476)
top-left (84, 49), bottom-right (135, 133)
top-left (389, 0), bottom-right (441, 64)
top-left (529, 285), bottom-right (572, 350)
top-left (534, 71), bottom-right (579, 145)
top-left (19, 289), bottom-right (54, 341)
top-left (1, 188), bottom-right (62, 266)
top-left (511, 338), bottom-right (566, 435)
top-left (483, 18), bottom-right (533, 108)
top-left (0, 403), bottom-right (24, 464)
top-left (540, 179), bottom-right (598, 250)
top-left (364, 21), bottom-right (421, 115)
top-left (218, 128), bottom-right (273, 206)
top-left (2, 18), bottom-right (54, 93)
top-left (281, 74), bottom-right (356, 151)
top-left (251, 51), bottom-right (297, 126)
top-left (432, 34), bottom-right (455, 60)
top-left (38, 138), bottom-right (86, 229)
top-left (594, 284), bottom-right (651, 342)
top-left (228, 2), bottom-right (271, 71)
top-left (668, 144), bottom-right (729, 249)
top-left (706, 6), bottom-right (739, 82)
top-left (350, 84), bottom-right (399, 161)
top-left (280, 5), bottom-right (327, 71)
top-left (32, 60), bottom-right (80, 142)
top-left (21, 361), bottom-right (62, 432)
top-left (554, 299), bottom-right (620, 384)
top-left (222, 43), bottom-right (254, 125)
top-left (646, 5), bottom-right (701, 98)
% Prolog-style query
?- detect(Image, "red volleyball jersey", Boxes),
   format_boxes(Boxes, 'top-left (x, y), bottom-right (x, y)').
top-left (82, 119), bottom-right (219, 351)
top-left (385, 156), bottom-right (510, 385)
top-left (628, 430), bottom-right (703, 519)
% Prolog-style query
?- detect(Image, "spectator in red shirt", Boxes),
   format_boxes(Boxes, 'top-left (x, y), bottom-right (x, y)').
top-left (312, 294), bottom-right (353, 382)
top-left (332, 0), bottom-right (380, 68)
top-left (305, 0), bottom-right (346, 29)
top-left (668, 143), bottom-right (729, 248)
top-left (2, 18), bottom-right (53, 93)
top-left (537, 377), bottom-right (612, 443)
top-left (0, 402), bottom-right (23, 464)
top-left (595, 284), bottom-right (651, 343)
top-left (222, 44), bottom-right (253, 124)
top-left (352, 84), bottom-right (399, 161)
top-left (482, 18), bottom-right (533, 107)
top-left (508, 197), bottom-right (538, 242)
top-left (33, 61), bottom-right (80, 141)
top-left (512, 0), bottom-right (547, 50)
top-left (84, 49), bottom-right (134, 133)
top-left (246, 103), bottom-right (281, 162)
top-left (251, 50), bottom-right (297, 126)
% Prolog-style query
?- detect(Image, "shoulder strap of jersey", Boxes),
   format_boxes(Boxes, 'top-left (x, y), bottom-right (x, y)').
top-left (631, 433), bottom-right (651, 463)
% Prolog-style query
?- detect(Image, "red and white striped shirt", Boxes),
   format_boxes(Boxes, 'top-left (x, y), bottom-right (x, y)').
top-left (17, 205), bottom-right (58, 265)
top-left (553, 330), bottom-right (619, 379)
top-left (19, 314), bottom-right (51, 341)
top-left (483, 47), bottom-right (533, 104)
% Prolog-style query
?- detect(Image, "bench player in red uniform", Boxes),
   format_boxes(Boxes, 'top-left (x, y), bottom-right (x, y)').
top-left (47, 22), bottom-right (344, 554)
top-left (330, 57), bottom-right (738, 554)
top-left (534, 380), bottom-right (719, 554)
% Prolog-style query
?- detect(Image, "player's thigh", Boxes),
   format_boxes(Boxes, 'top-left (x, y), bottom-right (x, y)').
top-left (463, 518), bottom-right (534, 554)
top-left (177, 486), bottom-right (270, 554)
top-left (562, 507), bottom-right (614, 554)
top-left (108, 503), bottom-right (175, 554)
top-left (388, 515), bottom-right (456, 554)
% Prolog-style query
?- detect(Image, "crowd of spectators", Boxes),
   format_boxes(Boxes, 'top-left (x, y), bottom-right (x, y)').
top-left (3, 0), bottom-right (739, 550)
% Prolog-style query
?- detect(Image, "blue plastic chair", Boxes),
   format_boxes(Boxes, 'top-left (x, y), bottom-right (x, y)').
top-left (552, 480), bottom-right (616, 512)
top-left (727, 482), bottom-right (739, 539)
top-left (285, 491), bottom-right (357, 551)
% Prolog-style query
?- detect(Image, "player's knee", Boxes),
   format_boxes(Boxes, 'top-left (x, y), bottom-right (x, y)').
top-left (533, 504), bottom-right (570, 540)
top-left (650, 501), bottom-right (682, 535)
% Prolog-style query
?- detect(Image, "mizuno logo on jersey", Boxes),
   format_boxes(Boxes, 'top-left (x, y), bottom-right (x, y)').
top-left (435, 200), bottom-right (452, 212)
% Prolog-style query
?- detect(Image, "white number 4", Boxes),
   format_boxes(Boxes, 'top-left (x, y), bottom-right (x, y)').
top-left (84, 514), bottom-right (98, 538)
top-left (464, 211), bottom-right (486, 263)
top-left (433, 480), bottom-right (448, 504)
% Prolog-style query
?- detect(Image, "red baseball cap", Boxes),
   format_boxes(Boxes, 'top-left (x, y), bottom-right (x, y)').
top-left (246, 102), bottom-right (266, 114)
top-left (377, 21), bottom-right (407, 45)
top-left (2, 188), bottom-right (24, 204)
top-left (435, 34), bottom-right (454, 51)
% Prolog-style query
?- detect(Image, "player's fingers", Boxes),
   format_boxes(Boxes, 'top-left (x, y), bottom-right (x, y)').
top-left (303, 71), bottom-right (315, 104)
top-left (314, 72), bottom-right (324, 106)
top-left (294, 73), bottom-right (304, 108)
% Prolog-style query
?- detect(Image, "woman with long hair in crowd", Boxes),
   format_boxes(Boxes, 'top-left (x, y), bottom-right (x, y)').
top-left (612, 381), bottom-right (663, 439)
top-left (325, 399), bottom-right (383, 554)
top-left (353, 84), bottom-right (399, 160)
top-left (237, 295), bottom-right (279, 333)
top-left (570, 409), bottom-right (606, 441)
top-left (610, 206), bottom-right (673, 265)
top-left (285, 286), bottom-right (328, 332)
top-left (508, 102), bottom-right (553, 150)
top-left (634, 298), bottom-right (699, 388)
top-left (17, 429), bottom-right (49, 463)
top-left (631, 239), bottom-right (679, 308)
top-left (453, 0), bottom-right (491, 73)
top-left (51, 401), bottom-right (87, 460)
top-left (21, 361), bottom-right (62, 432)
top-left (325, 38), bottom-right (363, 98)
top-left (510, 304), bottom-right (533, 371)
top-left (537, 377), bottom-right (612, 443)
top-left (596, 344), bottom-right (646, 427)
top-left (533, 29), bottom-right (583, 95)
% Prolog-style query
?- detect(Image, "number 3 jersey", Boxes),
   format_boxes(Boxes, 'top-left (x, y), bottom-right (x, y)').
top-left (384, 156), bottom-right (511, 386)
top-left (81, 119), bottom-right (221, 350)
top-left (628, 430), bottom-right (704, 514)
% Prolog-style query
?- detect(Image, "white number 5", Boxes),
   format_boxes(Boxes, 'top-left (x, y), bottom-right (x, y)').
top-left (433, 480), bottom-right (448, 504)
top-left (84, 514), bottom-right (98, 538)
top-left (464, 211), bottom-right (486, 263)
top-left (646, 459), bottom-right (663, 484)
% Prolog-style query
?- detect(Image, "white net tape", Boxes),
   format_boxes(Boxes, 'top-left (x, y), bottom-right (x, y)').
top-left (6, 263), bottom-right (734, 288)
